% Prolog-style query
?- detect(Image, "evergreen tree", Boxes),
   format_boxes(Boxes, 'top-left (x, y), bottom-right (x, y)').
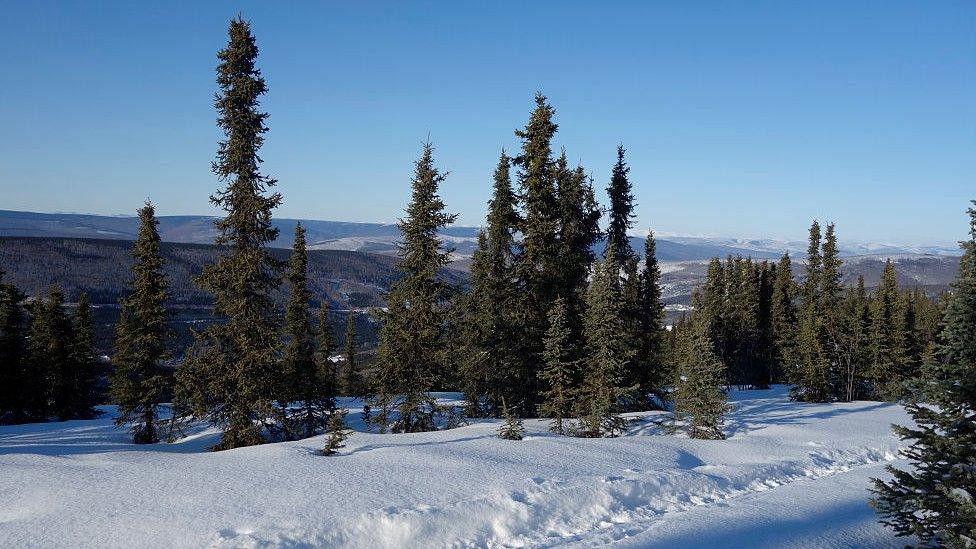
top-left (66, 293), bottom-right (100, 420)
top-left (460, 151), bottom-right (522, 415)
top-left (497, 397), bottom-right (525, 440)
top-left (320, 408), bottom-right (351, 456)
top-left (770, 253), bottom-right (798, 383)
top-left (793, 221), bottom-right (832, 402)
top-left (635, 232), bottom-right (668, 407)
top-left (511, 93), bottom-right (560, 412)
top-left (314, 305), bottom-right (336, 399)
top-left (872, 202), bottom-right (976, 546)
top-left (673, 317), bottom-right (727, 440)
top-left (605, 145), bottom-right (636, 264)
top-left (835, 276), bottom-right (872, 402)
top-left (576, 247), bottom-right (634, 437)
top-left (110, 203), bottom-right (170, 443)
top-left (754, 261), bottom-right (776, 389)
top-left (282, 224), bottom-right (332, 439)
top-left (0, 282), bottom-right (28, 424)
top-left (174, 18), bottom-right (283, 450)
top-left (870, 260), bottom-right (906, 401)
top-left (342, 314), bottom-right (359, 397)
top-left (538, 297), bottom-right (581, 434)
top-left (371, 143), bottom-right (457, 433)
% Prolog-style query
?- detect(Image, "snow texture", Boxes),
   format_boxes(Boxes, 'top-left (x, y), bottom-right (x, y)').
top-left (0, 387), bottom-right (915, 548)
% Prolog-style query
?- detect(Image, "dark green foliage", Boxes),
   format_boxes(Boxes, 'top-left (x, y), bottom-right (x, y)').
top-left (314, 306), bottom-right (336, 397)
top-left (175, 18), bottom-right (283, 450)
top-left (109, 203), bottom-right (169, 443)
top-left (320, 408), bottom-right (351, 456)
top-left (872, 202), bottom-right (976, 547)
top-left (371, 143), bottom-right (457, 433)
top-left (792, 221), bottom-right (832, 402)
top-left (460, 151), bottom-right (523, 416)
top-left (538, 297), bottom-right (582, 434)
top-left (576, 247), bottom-right (634, 438)
top-left (834, 276), bottom-right (872, 402)
top-left (770, 253), bottom-right (798, 383)
top-left (283, 224), bottom-right (333, 439)
top-left (497, 398), bottom-right (525, 440)
top-left (605, 145), bottom-right (636, 264)
top-left (342, 314), bottom-right (359, 397)
top-left (673, 317), bottom-right (727, 440)
top-left (0, 281), bottom-right (30, 424)
top-left (869, 260), bottom-right (906, 401)
top-left (36, 288), bottom-right (74, 420)
top-left (634, 233), bottom-right (668, 407)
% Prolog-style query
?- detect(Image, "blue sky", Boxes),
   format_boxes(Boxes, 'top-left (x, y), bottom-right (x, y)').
top-left (0, 1), bottom-right (973, 244)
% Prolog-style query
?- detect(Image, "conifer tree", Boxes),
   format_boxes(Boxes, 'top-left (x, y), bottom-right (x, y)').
top-left (576, 247), bottom-right (634, 437)
top-left (67, 293), bottom-right (99, 419)
top-left (835, 276), bottom-right (871, 402)
top-left (870, 260), bottom-right (906, 401)
top-left (770, 253), bottom-right (798, 383)
top-left (460, 151), bottom-right (522, 415)
top-left (33, 288), bottom-right (75, 421)
top-left (673, 316), bottom-right (727, 440)
top-left (0, 281), bottom-right (28, 424)
top-left (314, 306), bottom-right (336, 399)
top-left (635, 232), bottom-right (668, 407)
top-left (497, 397), bottom-right (525, 440)
top-left (111, 202), bottom-right (170, 443)
top-left (282, 224), bottom-right (331, 438)
top-left (342, 314), bottom-right (359, 397)
top-left (538, 297), bottom-right (581, 434)
top-left (605, 145), bottom-right (636, 264)
top-left (24, 299), bottom-right (54, 421)
top-left (793, 221), bottom-right (831, 402)
top-left (754, 261), bottom-right (776, 389)
top-left (174, 18), bottom-right (283, 450)
top-left (872, 202), bottom-right (976, 546)
top-left (320, 408), bottom-right (351, 456)
top-left (371, 143), bottom-right (457, 433)
top-left (511, 93), bottom-right (560, 412)
top-left (554, 156), bottom-right (600, 344)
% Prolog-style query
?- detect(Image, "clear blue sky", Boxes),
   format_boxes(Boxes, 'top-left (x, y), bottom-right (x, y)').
top-left (1, 1), bottom-right (973, 244)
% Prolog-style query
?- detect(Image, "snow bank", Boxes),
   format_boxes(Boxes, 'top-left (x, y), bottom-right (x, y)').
top-left (0, 387), bottom-right (913, 548)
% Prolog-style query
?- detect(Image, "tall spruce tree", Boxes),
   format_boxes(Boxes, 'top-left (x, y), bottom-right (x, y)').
top-left (342, 314), bottom-right (359, 397)
top-left (511, 93), bottom-right (560, 412)
top-left (770, 253), bottom-right (798, 383)
top-left (554, 156), bottom-right (600, 342)
top-left (110, 204), bottom-right (170, 443)
top-left (29, 287), bottom-right (74, 421)
top-left (68, 293), bottom-right (99, 419)
top-left (635, 232), bottom-right (668, 407)
top-left (538, 297), bottom-right (581, 434)
top-left (314, 305), bottom-right (336, 399)
top-left (461, 151), bottom-right (521, 415)
top-left (793, 221), bottom-right (832, 402)
top-left (605, 145), bottom-right (636, 264)
top-left (872, 202), bottom-right (976, 546)
top-left (576, 247), bottom-right (634, 437)
top-left (870, 260), bottom-right (906, 401)
top-left (371, 143), bottom-right (457, 433)
top-left (282, 224), bottom-right (331, 438)
top-left (835, 275), bottom-right (872, 402)
top-left (174, 18), bottom-right (283, 450)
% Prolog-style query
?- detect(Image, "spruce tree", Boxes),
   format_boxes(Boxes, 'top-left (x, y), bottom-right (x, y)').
top-left (836, 275), bottom-right (871, 402)
top-left (635, 232), bottom-right (668, 407)
top-left (770, 252), bottom-right (798, 383)
top-left (511, 93), bottom-right (560, 412)
top-left (870, 260), bottom-right (906, 401)
top-left (605, 145), bottom-right (636, 264)
top-left (320, 408), bottom-right (351, 456)
top-left (0, 282), bottom-right (28, 424)
top-left (754, 261), bottom-right (776, 389)
top-left (174, 18), bottom-right (283, 450)
top-left (24, 299), bottom-right (54, 421)
top-left (371, 143), bottom-right (457, 433)
top-left (110, 203), bottom-right (169, 443)
top-left (497, 397), bottom-right (526, 441)
top-left (342, 314), bottom-right (359, 397)
top-left (872, 202), bottom-right (976, 546)
top-left (460, 151), bottom-right (521, 415)
top-left (538, 297), bottom-right (581, 434)
top-left (673, 317), bottom-right (728, 440)
top-left (793, 221), bottom-right (831, 402)
top-left (35, 287), bottom-right (75, 421)
top-left (66, 293), bottom-right (100, 419)
top-left (576, 247), bottom-right (634, 437)
top-left (314, 306), bottom-right (336, 399)
top-left (283, 224), bottom-right (331, 438)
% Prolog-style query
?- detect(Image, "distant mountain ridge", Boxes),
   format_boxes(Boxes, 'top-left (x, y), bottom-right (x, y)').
top-left (0, 209), bottom-right (960, 263)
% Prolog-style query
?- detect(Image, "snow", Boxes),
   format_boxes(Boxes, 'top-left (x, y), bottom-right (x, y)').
top-left (0, 387), bottom-right (916, 548)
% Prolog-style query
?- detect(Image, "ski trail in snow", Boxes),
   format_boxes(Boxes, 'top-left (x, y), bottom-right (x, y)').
top-left (211, 443), bottom-right (902, 548)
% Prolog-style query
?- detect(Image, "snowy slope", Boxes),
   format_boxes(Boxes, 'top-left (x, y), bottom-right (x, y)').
top-left (0, 388), bottom-right (915, 548)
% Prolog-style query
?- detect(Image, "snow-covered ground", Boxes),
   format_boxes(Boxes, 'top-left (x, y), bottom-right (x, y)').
top-left (0, 387), bottom-right (915, 548)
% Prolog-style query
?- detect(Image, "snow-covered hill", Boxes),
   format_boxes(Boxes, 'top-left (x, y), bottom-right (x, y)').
top-left (0, 387), bottom-right (914, 548)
